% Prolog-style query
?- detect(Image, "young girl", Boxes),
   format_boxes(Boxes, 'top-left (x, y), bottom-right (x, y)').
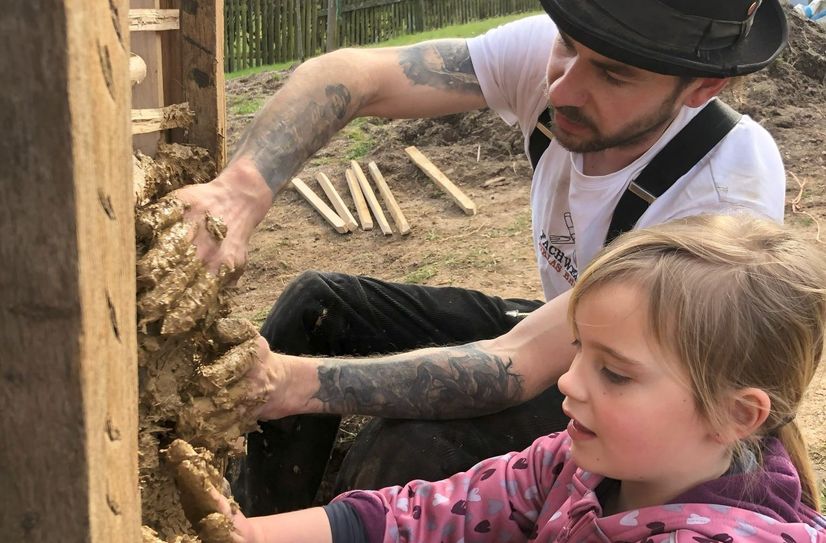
top-left (174, 214), bottom-right (826, 543)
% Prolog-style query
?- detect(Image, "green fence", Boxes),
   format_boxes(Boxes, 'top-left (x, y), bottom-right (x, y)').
top-left (225, 0), bottom-right (538, 72)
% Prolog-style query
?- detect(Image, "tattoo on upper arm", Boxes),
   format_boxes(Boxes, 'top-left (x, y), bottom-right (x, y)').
top-left (399, 41), bottom-right (482, 95)
top-left (313, 344), bottom-right (523, 418)
top-left (233, 83), bottom-right (355, 193)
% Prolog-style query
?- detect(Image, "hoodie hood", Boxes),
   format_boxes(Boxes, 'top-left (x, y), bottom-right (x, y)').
top-left (671, 437), bottom-right (825, 528)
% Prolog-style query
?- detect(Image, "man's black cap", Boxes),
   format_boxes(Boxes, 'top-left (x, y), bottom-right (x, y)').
top-left (538, 0), bottom-right (788, 77)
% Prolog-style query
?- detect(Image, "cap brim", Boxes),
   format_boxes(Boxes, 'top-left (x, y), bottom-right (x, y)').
top-left (539, 0), bottom-right (788, 77)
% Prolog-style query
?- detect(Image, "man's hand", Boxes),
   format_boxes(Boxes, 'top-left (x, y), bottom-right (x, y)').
top-left (171, 159), bottom-right (273, 278)
top-left (135, 159), bottom-right (273, 335)
top-left (177, 335), bottom-right (290, 451)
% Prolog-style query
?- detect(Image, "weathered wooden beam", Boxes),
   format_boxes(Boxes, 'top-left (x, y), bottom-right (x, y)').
top-left (129, 8), bottom-right (180, 31)
top-left (178, 0), bottom-right (227, 167)
top-left (0, 0), bottom-right (140, 540)
top-left (405, 146), bottom-right (477, 216)
top-left (131, 0), bottom-right (165, 156)
top-left (131, 102), bottom-right (194, 134)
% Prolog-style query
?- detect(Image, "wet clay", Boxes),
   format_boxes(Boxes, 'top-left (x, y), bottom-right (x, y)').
top-left (136, 148), bottom-right (263, 541)
top-left (165, 439), bottom-right (239, 543)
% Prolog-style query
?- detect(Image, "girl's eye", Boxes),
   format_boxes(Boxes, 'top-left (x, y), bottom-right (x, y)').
top-left (571, 338), bottom-right (582, 349)
top-left (601, 367), bottom-right (631, 385)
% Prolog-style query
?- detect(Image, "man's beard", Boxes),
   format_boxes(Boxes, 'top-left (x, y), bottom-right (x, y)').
top-left (549, 87), bottom-right (685, 154)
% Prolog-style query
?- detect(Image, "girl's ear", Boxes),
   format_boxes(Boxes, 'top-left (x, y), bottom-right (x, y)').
top-left (718, 388), bottom-right (772, 442)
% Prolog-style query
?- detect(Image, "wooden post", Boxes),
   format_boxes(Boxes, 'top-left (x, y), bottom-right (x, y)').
top-left (0, 0), bottom-right (139, 541)
top-left (326, 0), bottom-right (337, 52)
top-left (132, 0), bottom-right (166, 156)
top-left (171, 0), bottom-right (228, 168)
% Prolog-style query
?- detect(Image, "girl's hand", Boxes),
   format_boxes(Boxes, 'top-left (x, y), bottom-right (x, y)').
top-left (166, 439), bottom-right (257, 543)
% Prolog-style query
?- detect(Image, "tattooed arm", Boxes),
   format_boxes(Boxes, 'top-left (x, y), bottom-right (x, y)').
top-left (255, 291), bottom-right (576, 420)
top-left (235, 40), bottom-right (485, 192)
top-left (174, 40), bottom-right (486, 274)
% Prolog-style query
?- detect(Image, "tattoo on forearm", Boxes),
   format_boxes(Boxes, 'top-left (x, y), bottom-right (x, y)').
top-left (233, 83), bottom-right (356, 193)
top-left (313, 344), bottom-right (523, 419)
top-left (399, 41), bottom-right (482, 95)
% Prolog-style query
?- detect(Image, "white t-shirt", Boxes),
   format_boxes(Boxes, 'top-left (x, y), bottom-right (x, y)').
top-left (467, 16), bottom-right (785, 300)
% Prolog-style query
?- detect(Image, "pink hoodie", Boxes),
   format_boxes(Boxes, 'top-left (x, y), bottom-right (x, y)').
top-left (332, 432), bottom-right (826, 542)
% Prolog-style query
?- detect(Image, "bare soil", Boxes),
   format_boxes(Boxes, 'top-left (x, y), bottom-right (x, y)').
top-left (225, 11), bottom-right (826, 495)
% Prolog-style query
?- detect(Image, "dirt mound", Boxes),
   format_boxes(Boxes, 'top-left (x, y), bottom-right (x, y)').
top-left (226, 69), bottom-right (289, 98)
top-left (393, 109), bottom-right (524, 160)
top-left (725, 12), bottom-right (826, 129)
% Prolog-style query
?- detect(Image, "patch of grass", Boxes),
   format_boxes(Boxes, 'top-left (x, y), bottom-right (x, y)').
top-left (372, 12), bottom-right (542, 48)
top-left (443, 247), bottom-right (500, 272)
top-left (505, 210), bottom-right (532, 236)
top-left (342, 118), bottom-right (375, 160)
top-left (309, 156), bottom-right (335, 167)
top-left (229, 96), bottom-right (265, 116)
top-left (225, 12), bottom-right (543, 79)
top-left (404, 264), bottom-right (437, 284)
top-left (227, 60), bottom-right (295, 80)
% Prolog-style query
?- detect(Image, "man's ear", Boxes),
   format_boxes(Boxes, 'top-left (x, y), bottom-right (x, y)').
top-left (717, 388), bottom-right (771, 443)
top-left (682, 78), bottom-right (730, 108)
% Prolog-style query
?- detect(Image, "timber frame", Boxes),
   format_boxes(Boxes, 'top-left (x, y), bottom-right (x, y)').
top-left (1, 1), bottom-right (225, 540)
top-left (132, 0), bottom-right (227, 168)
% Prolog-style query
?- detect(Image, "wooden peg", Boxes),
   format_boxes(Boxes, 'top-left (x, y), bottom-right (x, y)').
top-left (345, 168), bottom-right (373, 231)
top-left (315, 172), bottom-right (357, 232)
top-left (350, 160), bottom-right (392, 235)
top-left (291, 177), bottom-right (348, 234)
top-left (367, 162), bottom-right (410, 236)
top-left (404, 146), bottom-right (477, 215)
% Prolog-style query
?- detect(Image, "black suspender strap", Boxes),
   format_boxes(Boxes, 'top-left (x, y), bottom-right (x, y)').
top-left (526, 100), bottom-right (742, 245)
top-left (528, 107), bottom-right (553, 169)
top-left (604, 100), bottom-right (741, 244)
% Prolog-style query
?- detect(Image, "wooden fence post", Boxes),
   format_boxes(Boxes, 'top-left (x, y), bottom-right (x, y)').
top-left (327, 0), bottom-right (338, 52)
top-left (295, 0), bottom-right (305, 61)
top-left (0, 0), bottom-right (140, 541)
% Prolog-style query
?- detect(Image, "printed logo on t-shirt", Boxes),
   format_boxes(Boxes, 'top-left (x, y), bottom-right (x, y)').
top-left (538, 213), bottom-right (578, 287)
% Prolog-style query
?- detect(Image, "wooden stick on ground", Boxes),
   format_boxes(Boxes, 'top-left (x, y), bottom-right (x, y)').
top-left (315, 172), bottom-right (358, 232)
top-left (345, 168), bottom-right (373, 231)
top-left (351, 160), bottom-right (392, 235)
top-left (404, 146), bottom-right (477, 216)
top-left (367, 161), bottom-right (411, 236)
top-left (291, 177), bottom-right (348, 234)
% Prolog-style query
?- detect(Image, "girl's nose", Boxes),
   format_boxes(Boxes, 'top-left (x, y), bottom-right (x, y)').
top-left (557, 355), bottom-right (586, 401)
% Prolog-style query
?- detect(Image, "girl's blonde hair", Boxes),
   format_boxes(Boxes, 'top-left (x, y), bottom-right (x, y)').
top-left (570, 214), bottom-right (826, 510)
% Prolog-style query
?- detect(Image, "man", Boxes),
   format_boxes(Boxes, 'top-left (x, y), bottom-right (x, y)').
top-left (166, 0), bottom-right (788, 516)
